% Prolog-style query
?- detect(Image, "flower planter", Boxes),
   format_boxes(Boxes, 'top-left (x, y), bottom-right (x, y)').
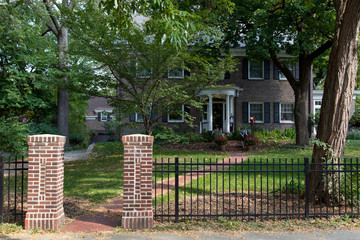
top-left (219, 145), bottom-right (226, 151)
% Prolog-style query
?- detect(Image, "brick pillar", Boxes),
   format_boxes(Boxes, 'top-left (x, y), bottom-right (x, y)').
top-left (122, 134), bottom-right (154, 229)
top-left (25, 134), bottom-right (66, 230)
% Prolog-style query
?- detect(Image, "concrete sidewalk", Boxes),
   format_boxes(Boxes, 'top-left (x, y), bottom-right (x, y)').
top-left (2, 230), bottom-right (360, 240)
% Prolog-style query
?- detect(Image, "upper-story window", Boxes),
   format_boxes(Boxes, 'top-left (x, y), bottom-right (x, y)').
top-left (280, 103), bottom-right (294, 123)
top-left (131, 60), bottom-right (152, 78)
top-left (279, 64), bottom-right (295, 80)
top-left (168, 67), bottom-right (184, 79)
top-left (249, 102), bottom-right (264, 123)
top-left (100, 112), bottom-right (108, 121)
top-left (168, 104), bottom-right (184, 122)
top-left (248, 61), bottom-right (264, 79)
top-left (314, 100), bottom-right (322, 114)
top-left (135, 113), bottom-right (143, 122)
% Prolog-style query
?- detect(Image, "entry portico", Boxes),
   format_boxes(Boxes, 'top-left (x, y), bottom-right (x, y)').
top-left (199, 86), bottom-right (242, 133)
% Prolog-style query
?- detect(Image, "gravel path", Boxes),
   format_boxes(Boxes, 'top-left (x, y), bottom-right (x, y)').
top-left (64, 143), bottom-right (95, 162)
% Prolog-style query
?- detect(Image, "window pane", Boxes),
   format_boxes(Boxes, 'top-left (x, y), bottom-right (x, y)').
top-left (279, 64), bottom-right (294, 80)
top-left (169, 105), bottom-right (183, 121)
top-left (249, 103), bottom-right (263, 121)
top-left (101, 112), bottom-right (108, 121)
top-left (203, 105), bottom-right (208, 120)
top-left (249, 61), bottom-right (263, 79)
top-left (137, 113), bottom-right (143, 122)
top-left (169, 67), bottom-right (184, 78)
top-left (280, 103), bottom-right (294, 122)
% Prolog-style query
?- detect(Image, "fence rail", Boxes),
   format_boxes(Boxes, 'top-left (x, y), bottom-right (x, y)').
top-left (153, 157), bottom-right (360, 222)
top-left (0, 155), bottom-right (28, 225)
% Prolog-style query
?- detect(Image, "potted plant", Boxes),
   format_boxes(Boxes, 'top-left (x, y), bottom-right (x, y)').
top-left (244, 136), bottom-right (258, 151)
top-left (215, 137), bottom-right (228, 151)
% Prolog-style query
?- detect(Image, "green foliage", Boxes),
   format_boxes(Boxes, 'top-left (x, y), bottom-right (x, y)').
top-left (0, 117), bottom-right (29, 155)
top-left (350, 97), bottom-right (360, 128)
top-left (104, 120), bottom-right (129, 142)
top-left (152, 125), bottom-right (203, 144)
top-left (28, 122), bottom-right (58, 135)
top-left (67, 1), bottom-right (237, 134)
top-left (201, 130), bottom-right (215, 142)
top-left (254, 128), bottom-right (295, 143)
top-left (226, 129), bottom-right (245, 141)
top-left (347, 128), bottom-right (360, 140)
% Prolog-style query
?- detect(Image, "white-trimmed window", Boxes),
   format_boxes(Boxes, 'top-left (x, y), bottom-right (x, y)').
top-left (168, 104), bottom-right (184, 122)
top-left (131, 60), bottom-right (152, 78)
top-left (135, 113), bottom-right (144, 122)
top-left (168, 67), bottom-right (184, 79)
top-left (249, 102), bottom-right (264, 123)
top-left (248, 61), bottom-right (264, 79)
top-left (279, 64), bottom-right (295, 80)
top-left (100, 112), bottom-right (108, 121)
top-left (314, 100), bottom-right (322, 115)
top-left (280, 103), bottom-right (294, 123)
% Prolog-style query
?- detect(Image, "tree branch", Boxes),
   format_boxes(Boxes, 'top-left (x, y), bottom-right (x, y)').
top-left (43, 1), bottom-right (61, 33)
top-left (270, 50), bottom-right (297, 91)
top-left (307, 40), bottom-right (333, 62)
top-left (41, 28), bottom-right (52, 36)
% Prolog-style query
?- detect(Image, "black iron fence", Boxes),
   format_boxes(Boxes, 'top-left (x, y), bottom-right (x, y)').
top-left (0, 155), bottom-right (28, 224)
top-left (153, 157), bottom-right (360, 222)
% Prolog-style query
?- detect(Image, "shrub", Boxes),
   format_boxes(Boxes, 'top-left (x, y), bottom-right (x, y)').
top-left (347, 128), bottom-right (360, 140)
top-left (201, 130), bottom-right (215, 142)
top-left (0, 117), bottom-right (29, 155)
top-left (69, 133), bottom-right (85, 145)
top-left (152, 125), bottom-right (203, 144)
top-left (254, 128), bottom-right (295, 143)
top-left (28, 122), bottom-right (58, 135)
top-left (104, 120), bottom-right (128, 141)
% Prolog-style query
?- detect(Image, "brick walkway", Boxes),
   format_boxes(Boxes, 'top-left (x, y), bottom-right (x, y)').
top-left (61, 152), bottom-right (247, 233)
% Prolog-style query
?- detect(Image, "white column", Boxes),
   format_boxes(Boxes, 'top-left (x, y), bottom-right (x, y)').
top-left (225, 94), bottom-right (230, 133)
top-left (208, 95), bottom-right (213, 131)
top-left (230, 95), bottom-right (234, 131)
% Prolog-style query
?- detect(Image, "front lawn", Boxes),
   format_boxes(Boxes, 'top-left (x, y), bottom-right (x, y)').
top-left (63, 141), bottom-right (228, 204)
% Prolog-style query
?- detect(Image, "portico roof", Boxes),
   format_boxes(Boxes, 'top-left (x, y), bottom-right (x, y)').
top-left (199, 85), bottom-right (243, 97)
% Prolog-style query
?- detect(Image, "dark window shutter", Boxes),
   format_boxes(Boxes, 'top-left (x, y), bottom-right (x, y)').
top-left (295, 62), bottom-right (300, 80)
top-left (274, 102), bottom-right (280, 123)
top-left (151, 109), bottom-right (157, 122)
top-left (273, 64), bottom-right (279, 80)
top-left (242, 58), bottom-right (248, 79)
top-left (264, 102), bottom-right (270, 123)
top-left (184, 70), bottom-right (190, 77)
top-left (224, 71), bottom-right (230, 79)
top-left (107, 113), bottom-right (111, 121)
top-left (162, 107), bottom-right (168, 122)
top-left (129, 114), bottom-right (136, 122)
top-left (264, 60), bottom-right (270, 79)
top-left (98, 112), bottom-right (101, 121)
top-left (184, 105), bottom-right (190, 121)
top-left (243, 102), bottom-right (249, 123)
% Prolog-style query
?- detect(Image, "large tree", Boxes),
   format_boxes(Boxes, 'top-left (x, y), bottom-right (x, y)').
top-left (219, 0), bottom-right (335, 145)
top-left (67, 1), bottom-right (236, 135)
top-left (310, 0), bottom-right (360, 201)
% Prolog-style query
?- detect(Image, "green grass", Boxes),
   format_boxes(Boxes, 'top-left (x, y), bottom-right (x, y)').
top-left (64, 141), bottom-right (228, 204)
top-left (154, 140), bottom-right (360, 204)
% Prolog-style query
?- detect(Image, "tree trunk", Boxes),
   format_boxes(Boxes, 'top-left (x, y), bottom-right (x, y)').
top-left (57, 26), bottom-right (70, 147)
top-left (294, 59), bottom-right (311, 146)
top-left (310, 0), bottom-right (360, 201)
top-left (294, 86), bottom-right (310, 146)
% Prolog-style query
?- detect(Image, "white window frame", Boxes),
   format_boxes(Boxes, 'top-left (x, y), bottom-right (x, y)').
top-left (95, 110), bottom-right (113, 122)
top-left (135, 113), bottom-right (144, 122)
top-left (248, 60), bottom-right (264, 80)
top-left (279, 103), bottom-right (294, 123)
top-left (168, 104), bottom-right (184, 122)
top-left (248, 102), bottom-right (264, 123)
top-left (314, 100), bottom-right (322, 115)
top-left (279, 63), bottom-right (295, 80)
top-left (100, 112), bottom-right (108, 121)
top-left (168, 67), bottom-right (184, 79)
top-left (131, 60), bottom-right (152, 78)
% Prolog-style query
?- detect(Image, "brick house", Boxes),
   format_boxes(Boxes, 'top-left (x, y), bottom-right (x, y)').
top-left (85, 49), bottom-right (359, 138)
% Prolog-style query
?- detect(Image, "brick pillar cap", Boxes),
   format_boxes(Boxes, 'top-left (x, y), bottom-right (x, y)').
top-left (28, 134), bottom-right (66, 143)
top-left (122, 134), bottom-right (154, 143)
